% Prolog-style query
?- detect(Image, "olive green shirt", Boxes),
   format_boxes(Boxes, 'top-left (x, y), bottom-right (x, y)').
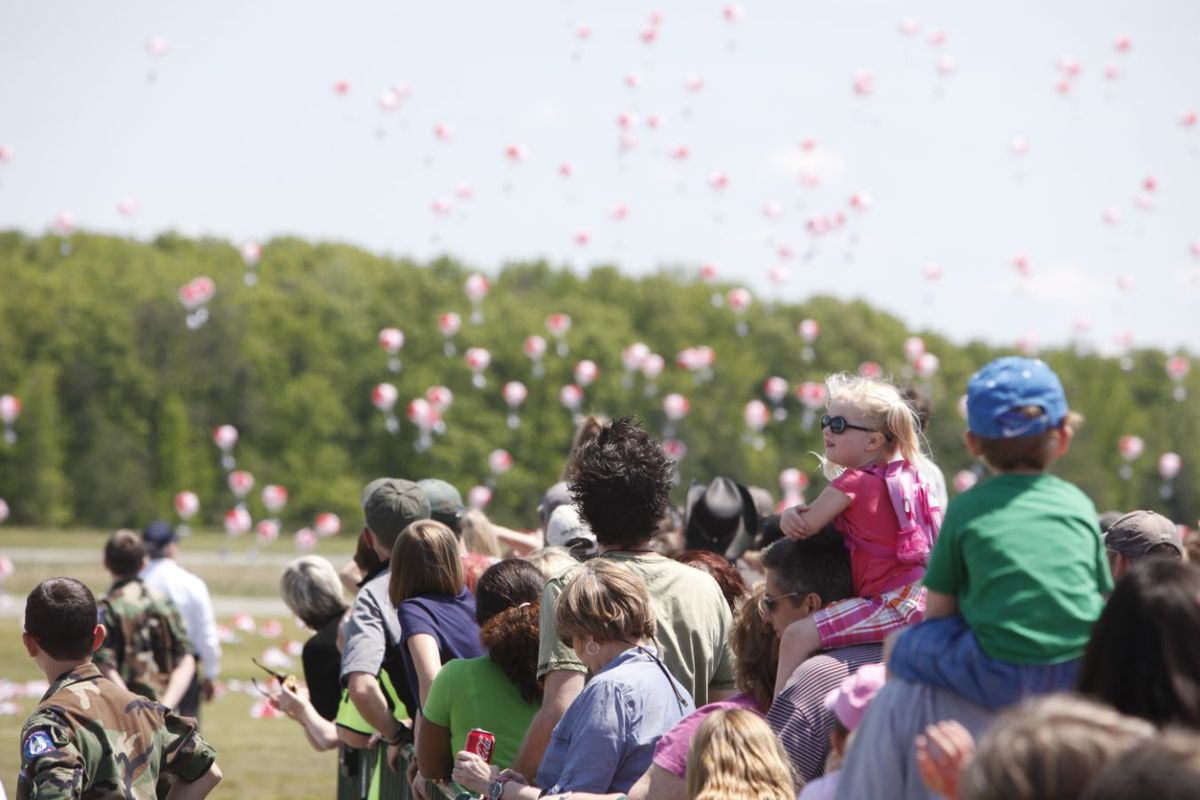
top-left (18, 663), bottom-right (216, 799)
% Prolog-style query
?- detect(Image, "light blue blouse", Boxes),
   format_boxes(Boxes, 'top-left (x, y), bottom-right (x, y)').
top-left (537, 646), bottom-right (694, 793)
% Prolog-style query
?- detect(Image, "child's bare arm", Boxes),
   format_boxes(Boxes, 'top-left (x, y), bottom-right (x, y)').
top-left (924, 590), bottom-right (958, 619)
top-left (780, 487), bottom-right (850, 540)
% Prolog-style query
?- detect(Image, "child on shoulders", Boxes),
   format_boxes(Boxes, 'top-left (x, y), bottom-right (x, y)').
top-left (887, 356), bottom-right (1112, 710)
top-left (778, 373), bottom-right (941, 686)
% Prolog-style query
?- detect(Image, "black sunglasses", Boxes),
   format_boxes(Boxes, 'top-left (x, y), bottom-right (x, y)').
top-left (821, 414), bottom-right (878, 435)
top-left (759, 590), bottom-right (806, 613)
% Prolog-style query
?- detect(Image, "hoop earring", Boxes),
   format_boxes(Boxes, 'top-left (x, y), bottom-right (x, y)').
top-left (585, 640), bottom-right (600, 656)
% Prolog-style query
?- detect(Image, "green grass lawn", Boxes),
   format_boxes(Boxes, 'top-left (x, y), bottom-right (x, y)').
top-left (0, 527), bottom-right (363, 798)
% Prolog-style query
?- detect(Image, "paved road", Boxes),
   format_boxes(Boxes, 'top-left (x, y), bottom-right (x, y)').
top-left (0, 547), bottom-right (292, 617)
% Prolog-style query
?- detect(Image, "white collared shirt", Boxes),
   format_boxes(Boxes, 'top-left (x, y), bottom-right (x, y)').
top-left (141, 557), bottom-right (222, 677)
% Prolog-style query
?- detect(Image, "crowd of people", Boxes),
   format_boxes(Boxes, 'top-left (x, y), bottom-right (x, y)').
top-left (13, 355), bottom-right (1200, 800)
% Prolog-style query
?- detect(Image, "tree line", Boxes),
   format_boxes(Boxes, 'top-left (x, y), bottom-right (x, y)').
top-left (0, 231), bottom-right (1194, 532)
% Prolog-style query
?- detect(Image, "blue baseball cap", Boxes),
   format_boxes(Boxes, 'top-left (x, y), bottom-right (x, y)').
top-left (967, 357), bottom-right (1068, 439)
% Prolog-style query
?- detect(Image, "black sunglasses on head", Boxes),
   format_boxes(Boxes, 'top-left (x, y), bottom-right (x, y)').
top-left (821, 414), bottom-right (878, 435)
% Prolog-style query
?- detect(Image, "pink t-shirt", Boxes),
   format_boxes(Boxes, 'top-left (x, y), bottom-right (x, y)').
top-left (651, 693), bottom-right (764, 779)
top-left (831, 468), bottom-right (922, 597)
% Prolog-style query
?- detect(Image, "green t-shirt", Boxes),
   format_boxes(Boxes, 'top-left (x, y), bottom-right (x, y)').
top-left (422, 656), bottom-right (540, 768)
top-left (536, 551), bottom-right (736, 706)
top-left (924, 473), bottom-right (1113, 664)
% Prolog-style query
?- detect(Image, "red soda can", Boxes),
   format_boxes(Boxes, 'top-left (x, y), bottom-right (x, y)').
top-left (465, 728), bottom-right (495, 763)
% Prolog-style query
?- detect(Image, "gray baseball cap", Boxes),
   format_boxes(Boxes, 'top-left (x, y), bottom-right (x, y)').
top-left (1104, 510), bottom-right (1183, 559)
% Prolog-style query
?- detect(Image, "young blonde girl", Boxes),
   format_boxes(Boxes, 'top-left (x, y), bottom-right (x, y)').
top-left (779, 373), bottom-right (936, 675)
top-left (685, 708), bottom-right (796, 800)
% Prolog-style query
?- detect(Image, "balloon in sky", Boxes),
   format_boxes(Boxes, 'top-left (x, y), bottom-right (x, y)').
top-left (256, 519), bottom-right (280, 545)
top-left (212, 424), bottom-right (238, 469)
top-left (0, 394), bottom-right (20, 445)
top-left (621, 342), bottom-right (650, 386)
top-left (315, 512), bottom-right (341, 537)
top-left (1167, 355), bottom-right (1190, 401)
top-left (727, 288), bottom-right (752, 336)
top-left (662, 439), bottom-right (688, 462)
top-left (464, 273), bottom-right (490, 324)
top-left (858, 361), bottom-right (883, 379)
top-left (503, 380), bottom-right (527, 429)
top-left (524, 334), bottom-right (547, 377)
top-left (438, 312), bottom-right (461, 356)
top-left (468, 485), bottom-right (492, 510)
top-left (953, 470), bottom-right (979, 493)
top-left (174, 491), bottom-right (200, 520)
top-left (1158, 452), bottom-right (1182, 480)
top-left (488, 449), bottom-right (513, 476)
top-left (794, 381), bottom-right (827, 429)
top-left (378, 327), bottom-right (404, 373)
top-left (372, 383), bottom-right (399, 433)
top-left (903, 336), bottom-right (926, 362)
top-left (465, 347), bottom-right (491, 388)
top-left (743, 400), bottom-right (770, 450)
top-left (178, 276), bottom-right (216, 329)
top-left (779, 468), bottom-right (808, 495)
top-left (228, 470), bottom-right (255, 499)
top-left (574, 360), bottom-right (598, 388)
top-left (224, 507), bottom-right (252, 537)
top-left (914, 352), bottom-right (940, 378)
top-left (425, 385), bottom-right (453, 414)
top-left (663, 393), bottom-right (690, 422)
top-left (546, 313), bottom-right (572, 356)
top-left (0, 145), bottom-right (13, 163)
top-left (798, 319), bottom-right (820, 361)
top-left (764, 377), bottom-right (789, 420)
top-left (261, 485), bottom-right (288, 515)
top-left (560, 384), bottom-right (584, 414)
top-left (0, 498), bottom-right (8, 525)
top-left (294, 527), bottom-right (318, 552)
top-left (407, 398), bottom-right (439, 451)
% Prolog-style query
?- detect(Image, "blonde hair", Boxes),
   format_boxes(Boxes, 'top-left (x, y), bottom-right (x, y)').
top-left (554, 559), bottom-right (655, 644)
top-left (461, 509), bottom-right (503, 558)
top-left (522, 546), bottom-right (578, 579)
top-left (280, 556), bottom-right (348, 629)
top-left (388, 520), bottom-right (465, 606)
top-left (961, 694), bottom-right (1154, 800)
top-left (821, 372), bottom-right (931, 480)
top-left (685, 708), bottom-right (796, 800)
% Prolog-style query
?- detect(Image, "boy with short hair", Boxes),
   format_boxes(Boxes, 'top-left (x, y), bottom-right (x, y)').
top-left (96, 530), bottom-right (196, 709)
top-left (18, 577), bottom-right (222, 800)
top-left (887, 356), bottom-right (1113, 710)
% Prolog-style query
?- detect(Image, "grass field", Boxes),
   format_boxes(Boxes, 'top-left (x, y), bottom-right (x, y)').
top-left (1, 527), bottom-right (361, 798)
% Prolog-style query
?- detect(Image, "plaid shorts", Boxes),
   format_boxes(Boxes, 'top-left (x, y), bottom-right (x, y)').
top-left (813, 581), bottom-right (927, 649)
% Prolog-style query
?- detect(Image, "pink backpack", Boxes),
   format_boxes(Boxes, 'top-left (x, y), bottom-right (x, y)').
top-left (862, 459), bottom-right (944, 565)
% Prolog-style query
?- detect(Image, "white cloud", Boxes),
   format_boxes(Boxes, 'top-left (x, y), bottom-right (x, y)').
top-left (989, 262), bottom-right (1119, 305)
top-left (767, 147), bottom-right (845, 181)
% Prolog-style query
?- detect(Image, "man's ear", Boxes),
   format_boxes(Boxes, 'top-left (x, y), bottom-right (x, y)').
top-left (22, 632), bottom-right (40, 658)
top-left (90, 624), bottom-right (107, 654)
top-left (962, 430), bottom-right (984, 457)
top-left (1052, 424), bottom-right (1074, 458)
top-left (800, 591), bottom-right (823, 617)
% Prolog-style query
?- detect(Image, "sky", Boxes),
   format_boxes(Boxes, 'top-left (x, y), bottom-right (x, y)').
top-left (2, 0), bottom-right (1198, 355)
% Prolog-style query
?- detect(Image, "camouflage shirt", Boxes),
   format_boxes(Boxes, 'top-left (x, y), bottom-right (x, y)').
top-left (17, 663), bottom-right (217, 800)
top-left (95, 578), bottom-right (192, 701)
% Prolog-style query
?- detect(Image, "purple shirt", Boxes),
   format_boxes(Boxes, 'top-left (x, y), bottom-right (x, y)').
top-left (651, 693), bottom-right (764, 778)
top-left (396, 588), bottom-right (483, 712)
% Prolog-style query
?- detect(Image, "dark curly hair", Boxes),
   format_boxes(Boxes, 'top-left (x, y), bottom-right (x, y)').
top-left (480, 602), bottom-right (543, 704)
top-left (566, 416), bottom-right (675, 547)
top-left (674, 550), bottom-right (747, 611)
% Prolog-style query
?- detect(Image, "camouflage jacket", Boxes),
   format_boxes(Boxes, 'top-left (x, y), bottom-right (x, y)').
top-left (17, 663), bottom-right (217, 799)
top-left (95, 578), bottom-right (193, 701)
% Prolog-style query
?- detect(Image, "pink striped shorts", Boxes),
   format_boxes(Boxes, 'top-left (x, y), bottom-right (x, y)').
top-left (813, 581), bottom-right (927, 649)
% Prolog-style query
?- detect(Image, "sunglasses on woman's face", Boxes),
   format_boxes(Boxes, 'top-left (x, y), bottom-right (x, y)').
top-left (821, 414), bottom-right (878, 435)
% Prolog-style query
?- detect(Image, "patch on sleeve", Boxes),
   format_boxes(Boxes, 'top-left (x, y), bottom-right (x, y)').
top-left (23, 730), bottom-right (58, 762)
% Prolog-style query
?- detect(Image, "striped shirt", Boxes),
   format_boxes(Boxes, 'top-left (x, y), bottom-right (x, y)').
top-left (766, 643), bottom-right (884, 783)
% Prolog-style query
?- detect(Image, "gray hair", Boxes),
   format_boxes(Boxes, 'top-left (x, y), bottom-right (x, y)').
top-left (280, 556), bottom-right (348, 629)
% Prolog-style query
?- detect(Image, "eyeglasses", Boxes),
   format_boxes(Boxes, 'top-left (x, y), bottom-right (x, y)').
top-left (821, 414), bottom-right (878, 435)
top-left (759, 590), bottom-right (806, 613)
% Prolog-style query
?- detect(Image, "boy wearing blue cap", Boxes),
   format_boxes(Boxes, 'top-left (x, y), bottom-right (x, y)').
top-left (886, 357), bottom-right (1113, 710)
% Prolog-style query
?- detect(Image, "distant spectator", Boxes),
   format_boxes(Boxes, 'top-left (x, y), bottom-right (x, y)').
top-left (95, 529), bottom-right (195, 710)
top-left (1101, 509), bottom-right (1183, 581)
top-left (420, 478), bottom-right (495, 593)
top-left (141, 520), bottom-right (221, 725)
top-left (674, 550), bottom-right (747, 611)
top-left (461, 508), bottom-right (504, 559)
top-left (685, 709), bottom-right (795, 800)
top-left (545, 504), bottom-right (598, 559)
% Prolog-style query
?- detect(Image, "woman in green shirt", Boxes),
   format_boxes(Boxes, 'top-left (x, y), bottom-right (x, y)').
top-left (417, 558), bottom-right (546, 780)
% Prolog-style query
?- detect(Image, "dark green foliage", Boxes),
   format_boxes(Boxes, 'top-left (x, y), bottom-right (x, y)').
top-left (0, 231), bottom-right (1194, 530)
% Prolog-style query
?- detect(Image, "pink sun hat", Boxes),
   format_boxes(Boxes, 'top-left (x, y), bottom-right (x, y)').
top-left (824, 663), bottom-right (887, 731)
